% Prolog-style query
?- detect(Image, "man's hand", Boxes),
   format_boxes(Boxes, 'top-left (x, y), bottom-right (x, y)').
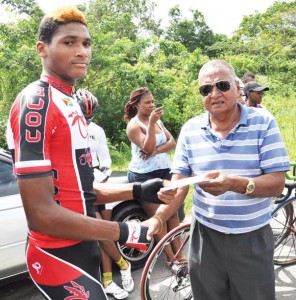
top-left (198, 171), bottom-right (233, 196)
top-left (133, 178), bottom-right (176, 204)
top-left (118, 221), bottom-right (150, 251)
top-left (142, 215), bottom-right (163, 241)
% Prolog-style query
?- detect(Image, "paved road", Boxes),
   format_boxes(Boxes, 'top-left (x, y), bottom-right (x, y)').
top-left (0, 266), bottom-right (143, 300)
top-left (1, 262), bottom-right (295, 299)
top-left (1, 215), bottom-right (296, 299)
top-left (274, 264), bottom-right (296, 299)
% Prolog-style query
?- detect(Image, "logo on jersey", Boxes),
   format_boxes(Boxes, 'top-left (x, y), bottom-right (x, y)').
top-left (32, 262), bottom-right (42, 275)
top-left (25, 95), bottom-right (45, 143)
top-left (64, 281), bottom-right (90, 300)
top-left (129, 222), bottom-right (140, 242)
top-left (63, 97), bottom-right (74, 107)
top-left (79, 148), bottom-right (92, 167)
top-left (68, 111), bottom-right (88, 139)
top-left (89, 134), bottom-right (96, 140)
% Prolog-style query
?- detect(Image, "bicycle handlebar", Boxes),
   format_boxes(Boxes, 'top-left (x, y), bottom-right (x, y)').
top-left (275, 162), bottom-right (296, 203)
top-left (285, 161), bottom-right (296, 181)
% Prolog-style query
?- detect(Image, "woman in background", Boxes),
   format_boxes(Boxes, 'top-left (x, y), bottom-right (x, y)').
top-left (124, 87), bottom-right (186, 271)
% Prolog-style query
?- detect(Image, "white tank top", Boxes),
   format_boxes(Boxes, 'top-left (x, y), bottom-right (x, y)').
top-left (128, 118), bottom-right (171, 173)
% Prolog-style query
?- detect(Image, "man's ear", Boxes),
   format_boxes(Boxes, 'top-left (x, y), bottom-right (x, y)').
top-left (234, 80), bottom-right (240, 92)
top-left (36, 41), bottom-right (47, 58)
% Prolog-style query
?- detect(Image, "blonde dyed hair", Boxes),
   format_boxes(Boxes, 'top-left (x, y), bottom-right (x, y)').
top-left (38, 5), bottom-right (87, 44)
top-left (42, 5), bottom-right (87, 25)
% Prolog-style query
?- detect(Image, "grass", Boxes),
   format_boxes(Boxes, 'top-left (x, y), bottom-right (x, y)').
top-left (265, 94), bottom-right (296, 161)
top-left (184, 186), bottom-right (194, 216)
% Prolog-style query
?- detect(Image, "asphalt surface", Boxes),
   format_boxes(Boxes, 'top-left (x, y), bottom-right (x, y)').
top-left (1, 259), bottom-right (296, 299)
top-left (0, 266), bottom-right (143, 300)
top-left (1, 214), bottom-right (296, 300)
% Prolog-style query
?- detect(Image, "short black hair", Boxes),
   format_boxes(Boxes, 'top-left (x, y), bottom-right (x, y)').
top-left (38, 6), bottom-right (87, 44)
top-left (242, 73), bottom-right (256, 84)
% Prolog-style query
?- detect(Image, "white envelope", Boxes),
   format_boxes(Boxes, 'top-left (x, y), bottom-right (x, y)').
top-left (162, 176), bottom-right (210, 191)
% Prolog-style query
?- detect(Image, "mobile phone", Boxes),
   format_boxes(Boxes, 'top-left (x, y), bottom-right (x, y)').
top-left (156, 103), bottom-right (162, 108)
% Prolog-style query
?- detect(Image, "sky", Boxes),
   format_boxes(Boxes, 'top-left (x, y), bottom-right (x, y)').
top-left (33, 0), bottom-right (288, 36)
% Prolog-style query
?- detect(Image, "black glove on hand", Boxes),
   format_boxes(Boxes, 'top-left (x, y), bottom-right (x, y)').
top-left (118, 221), bottom-right (149, 251)
top-left (133, 178), bottom-right (164, 204)
top-left (99, 166), bottom-right (112, 177)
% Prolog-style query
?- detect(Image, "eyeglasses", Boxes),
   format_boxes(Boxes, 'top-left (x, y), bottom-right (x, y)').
top-left (199, 81), bottom-right (231, 96)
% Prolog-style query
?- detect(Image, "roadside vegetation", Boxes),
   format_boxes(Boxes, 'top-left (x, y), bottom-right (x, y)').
top-left (0, 0), bottom-right (295, 213)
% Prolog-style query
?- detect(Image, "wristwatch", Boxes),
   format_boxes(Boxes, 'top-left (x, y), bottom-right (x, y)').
top-left (244, 178), bottom-right (255, 195)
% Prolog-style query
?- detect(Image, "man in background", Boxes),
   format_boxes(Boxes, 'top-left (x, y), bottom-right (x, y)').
top-left (244, 81), bottom-right (269, 108)
top-left (242, 72), bottom-right (256, 84)
top-left (236, 77), bottom-right (245, 104)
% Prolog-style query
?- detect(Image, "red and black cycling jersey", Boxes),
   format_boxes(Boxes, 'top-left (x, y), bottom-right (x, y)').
top-left (6, 74), bottom-right (96, 248)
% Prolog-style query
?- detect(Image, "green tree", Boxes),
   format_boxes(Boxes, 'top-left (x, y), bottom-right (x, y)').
top-left (0, 0), bottom-right (43, 148)
top-left (1, 0), bottom-right (295, 159)
top-left (87, 0), bottom-right (160, 40)
top-left (231, 1), bottom-right (296, 91)
top-left (164, 6), bottom-right (216, 54)
top-left (80, 1), bottom-right (207, 145)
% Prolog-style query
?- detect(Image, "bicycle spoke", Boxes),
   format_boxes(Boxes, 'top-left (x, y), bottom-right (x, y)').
top-left (272, 201), bottom-right (296, 265)
top-left (141, 224), bottom-right (191, 300)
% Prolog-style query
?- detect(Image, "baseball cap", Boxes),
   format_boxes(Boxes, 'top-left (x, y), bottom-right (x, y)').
top-left (243, 81), bottom-right (269, 95)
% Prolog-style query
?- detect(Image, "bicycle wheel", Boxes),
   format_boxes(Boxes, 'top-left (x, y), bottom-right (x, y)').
top-left (140, 223), bottom-right (192, 300)
top-left (271, 198), bottom-right (296, 265)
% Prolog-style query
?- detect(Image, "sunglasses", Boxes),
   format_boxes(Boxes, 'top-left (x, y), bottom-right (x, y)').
top-left (199, 81), bottom-right (231, 96)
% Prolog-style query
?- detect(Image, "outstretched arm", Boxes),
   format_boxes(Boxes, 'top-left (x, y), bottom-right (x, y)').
top-left (94, 178), bottom-right (176, 204)
top-left (19, 176), bottom-right (175, 243)
top-left (18, 175), bottom-right (120, 241)
top-left (198, 170), bottom-right (285, 197)
top-left (145, 173), bottom-right (189, 238)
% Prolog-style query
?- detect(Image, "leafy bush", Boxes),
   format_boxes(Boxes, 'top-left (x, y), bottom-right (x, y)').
top-left (264, 93), bottom-right (296, 161)
top-left (0, 118), bottom-right (8, 150)
top-left (109, 141), bottom-right (131, 170)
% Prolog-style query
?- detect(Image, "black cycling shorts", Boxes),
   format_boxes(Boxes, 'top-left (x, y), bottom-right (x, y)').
top-left (26, 241), bottom-right (108, 300)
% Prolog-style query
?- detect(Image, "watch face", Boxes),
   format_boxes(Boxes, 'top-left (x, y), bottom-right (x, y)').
top-left (248, 185), bottom-right (254, 192)
top-left (246, 181), bottom-right (255, 194)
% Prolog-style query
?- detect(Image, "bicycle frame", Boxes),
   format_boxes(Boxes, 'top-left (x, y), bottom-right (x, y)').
top-left (271, 162), bottom-right (296, 265)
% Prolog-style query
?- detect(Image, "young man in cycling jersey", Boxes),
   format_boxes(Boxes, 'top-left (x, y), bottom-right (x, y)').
top-left (6, 6), bottom-right (173, 299)
top-left (76, 89), bottom-right (134, 299)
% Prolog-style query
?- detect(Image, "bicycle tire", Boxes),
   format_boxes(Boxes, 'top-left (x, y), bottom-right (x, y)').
top-left (271, 198), bottom-right (296, 265)
top-left (140, 223), bottom-right (192, 300)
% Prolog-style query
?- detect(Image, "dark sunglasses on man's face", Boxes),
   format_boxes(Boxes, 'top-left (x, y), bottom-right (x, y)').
top-left (199, 80), bottom-right (231, 96)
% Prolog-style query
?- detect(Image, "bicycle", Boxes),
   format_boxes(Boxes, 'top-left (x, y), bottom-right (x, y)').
top-left (140, 164), bottom-right (296, 299)
top-left (271, 162), bottom-right (296, 266)
top-left (140, 222), bottom-right (192, 300)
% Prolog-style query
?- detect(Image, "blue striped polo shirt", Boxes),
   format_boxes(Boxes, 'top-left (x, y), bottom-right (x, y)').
top-left (171, 103), bottom-right (290, 234)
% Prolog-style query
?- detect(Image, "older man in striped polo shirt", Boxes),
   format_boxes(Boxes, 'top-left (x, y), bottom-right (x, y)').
top-left (153, 60), bottom-right (290, 300)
